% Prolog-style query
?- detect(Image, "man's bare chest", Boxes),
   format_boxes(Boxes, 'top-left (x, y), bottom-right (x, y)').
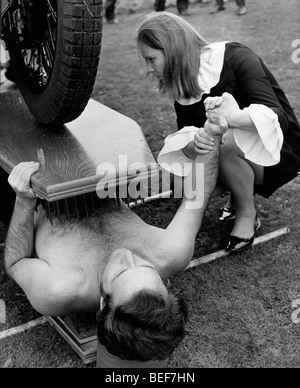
top-left (33, 205), bottom-right (146, 268)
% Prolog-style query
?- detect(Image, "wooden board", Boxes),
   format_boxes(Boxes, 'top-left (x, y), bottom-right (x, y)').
top-left (0, 91), bottom-right (158, 201)
top-left (47, 317), bottom-right (97, 364)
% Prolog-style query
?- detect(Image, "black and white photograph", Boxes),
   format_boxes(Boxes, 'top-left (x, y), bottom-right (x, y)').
top-left (0, 0), bottom-right (300, 371)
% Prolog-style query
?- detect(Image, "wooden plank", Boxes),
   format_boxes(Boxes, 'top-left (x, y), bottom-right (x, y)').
top-left (186, 227), bottom-right (290, 269)
top-left (0, 317), bottom-right (47, 340)
top-left (0, 91), bottom-right (158, 201)
top-left (0, 299), bottom-right (6, 324)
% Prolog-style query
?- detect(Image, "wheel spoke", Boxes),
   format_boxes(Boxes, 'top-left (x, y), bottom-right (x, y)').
top-left (46, 0), bottom-right (57, 53)
top-left (11, 0), bottom-right (57, 90)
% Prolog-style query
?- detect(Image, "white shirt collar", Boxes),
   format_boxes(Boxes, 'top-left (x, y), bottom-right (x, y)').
top-left (177, 41), bottom-right (228, 106)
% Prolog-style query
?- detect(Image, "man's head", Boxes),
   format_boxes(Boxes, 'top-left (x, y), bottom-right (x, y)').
top-left (136, 11), bottom-right (209, 100)
top-left (97, 248), bottom-right (188, 363)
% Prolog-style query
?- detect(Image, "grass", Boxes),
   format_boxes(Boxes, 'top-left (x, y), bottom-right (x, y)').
top-left (1, 0), bottom-right (300, 368)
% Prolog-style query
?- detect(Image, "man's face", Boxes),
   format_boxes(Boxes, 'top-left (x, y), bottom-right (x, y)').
top-left (101, 248), bottom-right (168, 306)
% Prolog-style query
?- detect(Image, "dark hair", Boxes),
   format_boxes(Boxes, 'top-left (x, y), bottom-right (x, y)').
top-left (97, 289), bottom-right (188, 361)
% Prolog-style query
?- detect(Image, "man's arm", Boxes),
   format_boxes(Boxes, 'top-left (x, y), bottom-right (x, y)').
top-left (8, 257), bottom-right (86, 316)
top-left (166, 117), bottom-right (228, 238)
top-left (5, 197), bottom-right (37, 274)
top-left (4, 162), bottom-right (39, 275)
top-left (164, 134), bottom-right (222, 276)
top-left (166, 136), bottom-right (221, 236)
top-left (4, 162), bottom-right (96, 316)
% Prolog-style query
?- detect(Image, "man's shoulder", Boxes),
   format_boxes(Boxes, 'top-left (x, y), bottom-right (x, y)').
top-left (153, 231), bottom-right (194, 278)
top-left (34, 269), bottom-right (94, 316)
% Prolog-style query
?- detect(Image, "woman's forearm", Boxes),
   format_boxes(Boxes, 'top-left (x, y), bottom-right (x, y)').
top-left (228, 109), bottom-right (256, 132)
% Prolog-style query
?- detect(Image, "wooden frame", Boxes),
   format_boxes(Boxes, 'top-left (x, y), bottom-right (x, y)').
top-left (0, 91), bottom-right (158, 202)
top-left (47, 315), bottom-right (97, 365)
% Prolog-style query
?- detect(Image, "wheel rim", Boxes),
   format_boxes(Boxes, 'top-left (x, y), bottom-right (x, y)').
top-left (9, 0), bottom-right (58, 92)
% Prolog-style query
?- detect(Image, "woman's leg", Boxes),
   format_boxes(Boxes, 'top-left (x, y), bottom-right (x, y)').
top-left (154, 0), bottom-right (166, 12)
top-left (236, 0), bottom-right (245, 7)
top-left (236, 0), bottom-right (247, 15)
top-left (177, 0), bottom-right (189, 13)
top-left (219, 130), bottom-right (264, 239)
top-left (209, 0), bottom-right (225, 14)
top-left (105, 0), bottom-right (117, 21)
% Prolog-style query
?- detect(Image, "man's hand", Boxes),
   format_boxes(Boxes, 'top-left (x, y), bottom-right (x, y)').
top-left (8, 162), bottom-right (40, 200)
top-left (205, 92), bottom-right (240, 126)
top-left (194, 117), bottom-right (228, 155)
top-left (204, 116), bottom-right (228, 137)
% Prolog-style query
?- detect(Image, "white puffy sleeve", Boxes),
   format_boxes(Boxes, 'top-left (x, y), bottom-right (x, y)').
top-left (157, 127), bottom-right (198, 177)
top-left (233, 104), bottom-right (284, 166)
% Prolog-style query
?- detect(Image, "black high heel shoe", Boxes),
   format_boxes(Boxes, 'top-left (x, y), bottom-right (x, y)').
top-left (219, 206), bottom-right (236, 222)
top-left (226, 216), bottom-right (261, 253)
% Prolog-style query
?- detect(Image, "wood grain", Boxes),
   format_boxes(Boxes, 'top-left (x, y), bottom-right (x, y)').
top-left (0, 91), bottom-right (158, 201)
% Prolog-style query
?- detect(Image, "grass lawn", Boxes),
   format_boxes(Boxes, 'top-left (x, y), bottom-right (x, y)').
top-left (1, 0), bottom-right (300, 368)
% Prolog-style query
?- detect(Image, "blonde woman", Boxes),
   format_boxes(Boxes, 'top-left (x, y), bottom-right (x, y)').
top-left (137, 12), bottom-right (300, 252)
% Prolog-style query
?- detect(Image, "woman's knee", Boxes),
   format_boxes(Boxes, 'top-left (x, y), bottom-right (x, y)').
top-left (219, 132), bottom-right (264, 186)
top-left (220, 131), bottom-right (243, 162)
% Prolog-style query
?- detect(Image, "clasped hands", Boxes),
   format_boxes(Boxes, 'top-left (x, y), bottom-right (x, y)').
top-left (192, 92), bottom-right (240, 156)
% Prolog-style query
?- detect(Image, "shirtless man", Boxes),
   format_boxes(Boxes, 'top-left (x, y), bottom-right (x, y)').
top-left (3, 120), bottom-right (224, 363)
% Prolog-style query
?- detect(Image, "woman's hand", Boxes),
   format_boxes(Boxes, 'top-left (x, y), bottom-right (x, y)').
top-left (194, 117), bottom-right (228, 155)
top-left (203, 96), bottom-right (224, 111)
top-left (8, 162), bottom-right (40, 201)
top-left (194, 127), bottom-right (216, 155)
top-left (205, 92), bottom-right (240, 127)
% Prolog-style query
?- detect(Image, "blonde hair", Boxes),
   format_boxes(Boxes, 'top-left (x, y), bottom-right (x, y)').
top-left (137, 12), bottom-right (209, 101)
